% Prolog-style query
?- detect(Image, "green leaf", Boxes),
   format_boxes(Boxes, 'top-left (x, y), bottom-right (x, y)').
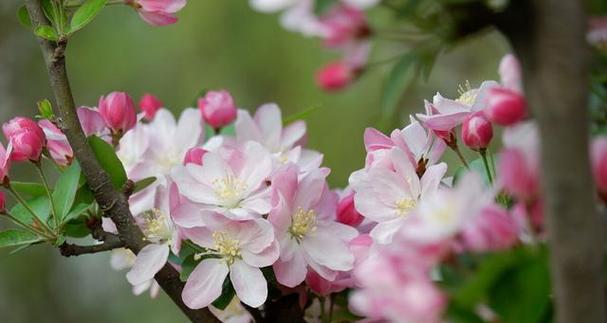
top-left (87, 135), bottom-right (127, 189)
top-left (283, 105), bottom-right (321, 124)
top-left (69, 0), bottom-right (108, 33)
top-left (0, 230), bottom-right (41, 248)
top-left (179, 255), bottom-right (199, 281)
top-left (64, 202), bottom-right (91, 223)
top-left (379, 53), bottom-right (419, 129)
top-left (52, 162), bottom-right (82, 221)
top-left (10, 243), bottom-right (36, 255)
top-left (34, 25), bottom-right (59, 41)
top-left (17, 6), bottom-right (32, 28)
top-left (453, 156), bottom-right (495, 186)
top-left (10, 182), bottom-right (46, 198)
top-left (63, 217), bottom-right (91, 238)
top-left (133, 177), bottom-right (157, 194)
top-left (212, 278), bottom-right (236, 310)
top-left (10, 196), bottom-right (51, 225)
top-left (314, 0), bottom-right (337, 14)
top-left (445, 302), bottom-right (486, 323)
top-left (37, 99), bottom-right (54, 119)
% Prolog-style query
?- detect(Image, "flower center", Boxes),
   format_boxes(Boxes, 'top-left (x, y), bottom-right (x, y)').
top-left (456, 81), bottom-right (477, 106)
top-left (395, 198), bottom-right (416, 217)
top-left (140, 208), bottom-right (173, 243)
top-left (213, 175), bottom-right (247, 208)
top-left (289, 207), bottom-right (317, 241)
top-left (212, 231), bottom-right (241, 266)
top-left (156, 153), bottom-right (181, 174)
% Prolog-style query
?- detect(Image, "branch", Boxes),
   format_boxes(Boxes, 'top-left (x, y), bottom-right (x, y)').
top-left (59, 239), bottom-right (124, 257)
top-left (24, 1), bottom-right (220, 322)
top-left (496, 1), bottom-right (607, 323)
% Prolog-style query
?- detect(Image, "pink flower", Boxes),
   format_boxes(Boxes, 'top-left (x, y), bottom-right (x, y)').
top-left (350, 148), bottom-right (447, 244)
top-left (591, 136), bottom-right (607, 200)
top-left (316, 61), bottom-right (356, 91)
top-left (320, 4), bottom-right (370, 48)
top-left (183, 147), bottom-right (207, 166)
top-left (0, 142), bottom-right (11, 183)
top-left (38, 120), bottom-right (73, 166)
top-left (461, 112), bottom-right (493, 150)
top-left (458, 206), bottom-right (519, 252)
top-left (2, 117), bottom-right (46, 162)
top-left (0, 191), bottom-right (5, 211)
top-left (139, 93), bottom-right (163, 120)
top-left (181, 217), bottom-right (279, 308)
top-left (129, 0), bottom-right (187, 26)
top-left (269, 165), bottom-right (357, 287)
top-left (198, 90), bottom-right (237, 130)
top-left (484, 54), bottom-right (527, 126)
top-left (77, 106), bottom-right (110, 139)
top-left (336, 190), bottom-right (364, 227)
top-left (588, 16), bottom-right (607, 49)
top-left (171, 141), bottom-right (273, 221)
top-left (98, 91), bottom-right (137, 134)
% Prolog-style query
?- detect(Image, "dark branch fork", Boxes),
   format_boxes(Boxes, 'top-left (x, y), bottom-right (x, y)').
top-left (24, 1), bottom-right (220, 321)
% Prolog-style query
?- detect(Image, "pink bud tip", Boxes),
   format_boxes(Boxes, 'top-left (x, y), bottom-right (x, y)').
top-left (316, 61), bottom-right (356, 91)
top-left (0, 191), bottom-right (4, 211)
top-left (197, 90), bottom-right (237, 129)
top-left (592, 137), bottom-right (607, 199)
top-left (183, 147), bottom-right (207, 166)
top-left (461, 112), bottom-right (493, 150)
top-left (336, 192), bottom-right (364, 226)
top-left (2, 117), bottom-right (46, 162)
top-left (139, 93), bottom-right (163, 120)
top-left (99, 91), bottom-right (137, 134)
top-left (484, 87), bottom-right (527, 126)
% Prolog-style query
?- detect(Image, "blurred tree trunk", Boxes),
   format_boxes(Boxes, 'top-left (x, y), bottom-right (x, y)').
top-left (499, 1), bottom-right (607, 322)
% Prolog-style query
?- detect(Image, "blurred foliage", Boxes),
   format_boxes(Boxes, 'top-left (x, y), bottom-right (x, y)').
top-left (0, 0), bottom-right (508, 322)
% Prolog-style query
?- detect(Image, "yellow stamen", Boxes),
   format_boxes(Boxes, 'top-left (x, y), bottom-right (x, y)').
top-left (289, 207), bottom-right (317, 241)
top-left (212, 231), bottom-right (241, 266)
top-left (213, 175), bottom-right (247, 208)
top-left (395, 199), bottom-right (416, 217)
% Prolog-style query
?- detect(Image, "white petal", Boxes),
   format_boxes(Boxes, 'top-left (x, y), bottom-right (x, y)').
top-left (126, 244), bottom-right (170, 286)
top-left (273, 248), bottom-right (307, 287)
top-left (182, 259), bottom-right (230, 309)
top-left (230, 261), bottom-right (268, 308)
top-left (302, 232), bottom-right (354, 272)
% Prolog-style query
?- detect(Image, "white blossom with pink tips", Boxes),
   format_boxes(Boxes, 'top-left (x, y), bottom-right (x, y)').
top-left (171, 141), bottom-right (273, 221)
top-left (269, 165), bottom-right (358, 287)
top-left (350, 147), bottom-right (447, 244)
top-left (128, 0), bottom-right (187, 26)
top-left (181, 217), bottom-right (279, 309)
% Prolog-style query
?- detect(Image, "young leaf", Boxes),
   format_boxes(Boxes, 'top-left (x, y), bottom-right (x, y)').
top-left (37, 99), bottom-right (54, 119)
top-left (63, 202), bottom-right (91, 224)
top-left (10, 182), bottom-right (47, 198)
top-left (87, 135), bottom-right (127, 189)
top-left (380, 53), bottom-right (418, 129)
top-left (212, 278), bottom-right (236, 310)
top-left (63, 217), bottom-right (91, 238)
top-left (52, 162), bottom-right (82, 221)
top-left (0, 230), bottom-right (42, 248)
top-left (10, 196), bottom-right (51, 225)
top-left (133, 177), bottom-right (157, 194)
top-left (34, 25), bottom-right (59, 41)
top-left (17, 6), bottom-right (32, 28)
top-left (69, 0), bottom-right (108, 33)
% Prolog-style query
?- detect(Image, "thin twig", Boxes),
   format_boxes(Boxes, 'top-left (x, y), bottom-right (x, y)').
top-left (59, 239), bottom-right (124, 257)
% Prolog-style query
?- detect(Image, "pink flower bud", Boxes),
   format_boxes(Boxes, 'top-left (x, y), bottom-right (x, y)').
top-left (38, 120), bottom-right (73, 166)
top-left (461, 112), bottom-right (493, 150)
top-left (2, 117), bottom-right (46, 162)
top-left (498, 148), bottom-right (539, 201)
top-left (98, 92), bottom-right (137, 134)
top-left (0, 142), bottom-right (10, 183)
top-left (337, 192), bottom-right (364, 226)
top-left (316, 61), bottom-right (356, 91)
top-left (139, 93), bottom-right (163, 121)
top-left (320, 5), bottom-right (371, 48)
top-left (129, 0), bottom-right (187, 26)
top-left (0, 191), bottom-right (5, 211)
top-left (591, 137), bottom-right (607, 200)
top-left (183, 147), bottom-right (207, 166)
top-left (197, 90), bottom-right (237, 129)
top-left (460, 206), bottom-right (518, 252)
top-left (484, 87), bottom-right (527, 126)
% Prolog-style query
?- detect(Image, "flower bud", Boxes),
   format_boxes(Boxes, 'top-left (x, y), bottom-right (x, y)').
top-left (38, 120), bottom-right (73, 166)
top-left (183, 147), bottom-right (207, 166)
top-left (129, 0), bottom-right (186, 26)
top-left (0, 142), bottom-right (10, 183)
top-left (320, 5), bottom-right (370, 48)
top-left (98, 92), bottom-right (137, 134)
top-left (0, 191), bottom-right (5, 211)
top-left (460, 206), bottom-right (518, 252)
top-left (197, 90), bottom-right (237, 129)
top-left (337, 192), bottom-right (364, 227)
top-left (591, 137), bottom-right (607, 201)
top-left (461, 112), bottom-right (493, 151)
top-left (316, 61), bottom-right (355, 91)
top-left (484, 87), bottom-right (526, 126)
top-left (139, 93), bottom-right (163, 121)
top-left (2, 117), bottom-right (46, 162)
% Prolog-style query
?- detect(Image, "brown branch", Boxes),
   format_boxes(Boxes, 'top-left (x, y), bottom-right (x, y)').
top-left (496, 1), bottom-right (607, 323)
top-left (59, 239), bottom-right (125, 257)
top-left (24, 1), bottom-right (220, 322)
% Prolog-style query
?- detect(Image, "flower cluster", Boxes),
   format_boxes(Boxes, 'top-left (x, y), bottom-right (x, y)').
top-left (249, 0), bottom-right (377, 91)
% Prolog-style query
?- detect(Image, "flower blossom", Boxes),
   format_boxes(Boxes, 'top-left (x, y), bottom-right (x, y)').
top-left (2, 117), bottom-right (46, 162)
top-left (38, 120), bottom-right (73, 166)
top-left (128, 0), bottom-right (187, 26)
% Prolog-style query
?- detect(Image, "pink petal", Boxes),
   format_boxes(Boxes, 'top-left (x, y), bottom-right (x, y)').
top-left (274, 248), bottom-right (307, 287)
top-left (126, 244), bottom-right (170, 285)
top-left (230, 260), bottom-right (268, 308)
top-left (182, 259), bottom-right (229, 309)
top-left (138, 11), bottom-right (178, 26)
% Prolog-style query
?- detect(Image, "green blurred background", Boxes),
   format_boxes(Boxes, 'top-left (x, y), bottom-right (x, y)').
top-left (0, 1), bottom-right (508, 322)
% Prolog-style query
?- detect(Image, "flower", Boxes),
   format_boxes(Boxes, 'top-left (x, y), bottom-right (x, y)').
top-left (171, 141), bottom-right (273, 221)
top-left (38, 120), bottom-right (73, 166)
top-left (198, 90), bottom-right (237, 130)
top-left (183, 147), bottom-right (207, 166)
top-left (126, 183), bottom-right (181, 288)
top-left (0, 142), bottom-right (11, 183)
top-left (139, 93), bottom-right (163, 120)
top-left (588, 16), bottom-right (607, 49)
top-left (336, 190), bottom-right (364, 227)
top-left (128, 0), bottom-right (187, 26)
top-left (0, 191), bottom-right (5, 211)
top-left (98, 91), bottom-right (137, 135)
top-left (319, 4), bottom-right (370, 48)
top-left (269, 165), bottom-right (357, 287)
top-left (2, 117), bottom-right (46, 162)
top-left (350, 148), bottom-right (447, 244)
top-left (461, 111), bottom-right (493, 150)
top-left (591, 136), bottom-right (607, 200)
top-left (484, 54), bottom-right (527, 126)
top-left (316, 61), bottom-right (356, 91)
top-left (458, 205), bottom-right (519, 252)
top-left (77, 106), bottom-right (110, 139)
top-left (181, 217), bottom-right (279, 308)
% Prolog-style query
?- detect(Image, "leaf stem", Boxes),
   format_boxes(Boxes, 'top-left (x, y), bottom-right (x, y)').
top-left (34, 162), bottom-right (60, 230)
top-left (451, 144), bottom-right (470, 169)
top-left (7, 185), bottom-right (54, 237)
top-left (3, 211), bottom-right (54, 240)
top-left (479, 148), bottom-right (494, 185)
